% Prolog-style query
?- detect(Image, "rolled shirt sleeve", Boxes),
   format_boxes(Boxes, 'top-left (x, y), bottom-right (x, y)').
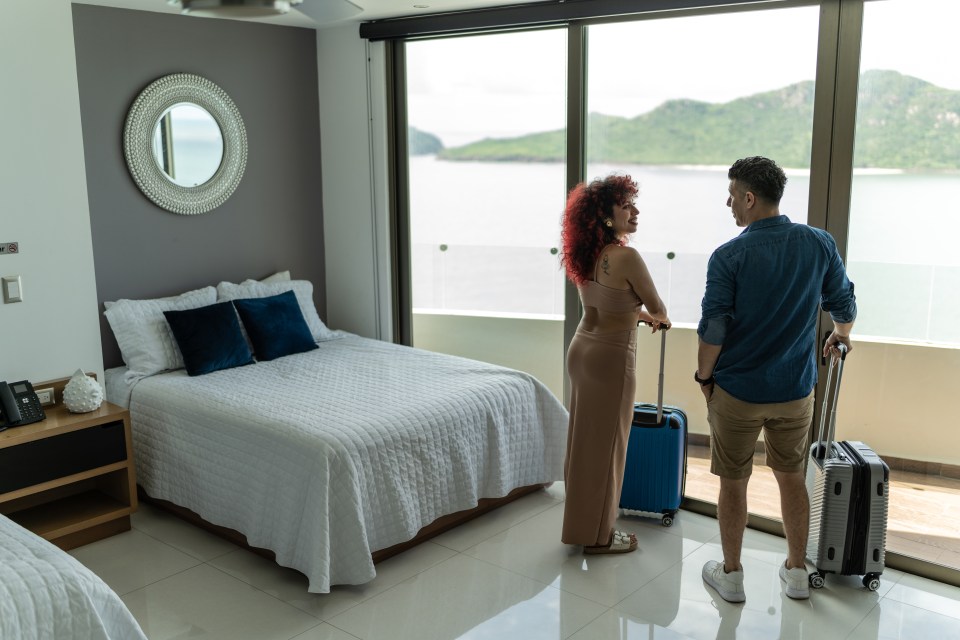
top-left (818, 235), bottom-right (858, 324)
top-left (698, 251), bottom-right (735, 346)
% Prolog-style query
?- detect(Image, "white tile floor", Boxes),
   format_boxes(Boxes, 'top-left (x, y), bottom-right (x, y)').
top-left (68, 483), bottom-right (960, 640)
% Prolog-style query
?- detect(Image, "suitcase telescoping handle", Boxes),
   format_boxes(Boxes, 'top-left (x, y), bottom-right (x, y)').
top-left (815, 342), bottom-right (847, 459)
top-left (655, 327), bottom-right (667, 423)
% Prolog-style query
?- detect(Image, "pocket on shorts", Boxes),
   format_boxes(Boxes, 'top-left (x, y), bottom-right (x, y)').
top-left (706, 387), bottom-right (718, 405)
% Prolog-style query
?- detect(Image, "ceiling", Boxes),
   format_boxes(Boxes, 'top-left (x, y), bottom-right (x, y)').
top-left (71, 0), bottom-right (548, 28)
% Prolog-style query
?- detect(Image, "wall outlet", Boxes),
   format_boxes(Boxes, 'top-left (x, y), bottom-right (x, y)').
top-left (35, 387), bottom-right (55, 406)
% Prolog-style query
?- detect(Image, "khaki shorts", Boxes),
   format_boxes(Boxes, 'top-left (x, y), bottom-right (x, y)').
top-left (707, 385), bottom-right (814, 480)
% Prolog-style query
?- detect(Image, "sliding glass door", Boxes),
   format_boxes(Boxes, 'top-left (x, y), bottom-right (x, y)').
top-left (404, 30), bottom-right (568, 396)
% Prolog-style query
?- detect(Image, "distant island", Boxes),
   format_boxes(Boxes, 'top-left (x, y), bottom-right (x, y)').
top-left (414, 70), bottom-right (960, 170)
top-left (409, 127), bottom-right (444, 155)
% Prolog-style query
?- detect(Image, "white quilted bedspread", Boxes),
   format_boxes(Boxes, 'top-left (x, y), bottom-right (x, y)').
top-left (124, 334), bottom-right (569, 593)
top-left (0, 515), bottom-right (147, 640)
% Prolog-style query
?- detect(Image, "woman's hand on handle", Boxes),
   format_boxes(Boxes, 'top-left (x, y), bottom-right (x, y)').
top-left (638, 310), bottom-right (670, 333)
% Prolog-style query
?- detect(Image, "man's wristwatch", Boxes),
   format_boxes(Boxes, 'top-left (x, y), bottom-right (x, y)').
top-left (694, 371), bottom-right (715, 386)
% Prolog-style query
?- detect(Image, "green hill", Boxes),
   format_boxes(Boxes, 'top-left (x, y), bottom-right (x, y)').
top-left (409, 126), bottom-right (444, 155)
top-left (437, 70), bottom-right (960, 170)
top-left (854, 71), bottom-right (960, 169)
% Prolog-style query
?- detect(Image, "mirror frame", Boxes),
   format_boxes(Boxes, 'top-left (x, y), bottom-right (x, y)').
top-left (123, 73), bottom-right (247, 215)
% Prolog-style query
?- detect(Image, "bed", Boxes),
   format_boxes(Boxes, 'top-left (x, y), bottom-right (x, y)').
top-left (102, 278), bottom-right (569, 593)
top-left (0, 513), bottom-right (147, 640)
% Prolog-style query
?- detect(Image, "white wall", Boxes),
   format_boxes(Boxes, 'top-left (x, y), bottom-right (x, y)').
top-left (0, 1), bottom-right (103, 385)
top-left (316, 25), bottom-right (393, 340)
top-left (413, 313), bottom-right (567, 398)
top-left (835, 340), bottom-right (960, 464)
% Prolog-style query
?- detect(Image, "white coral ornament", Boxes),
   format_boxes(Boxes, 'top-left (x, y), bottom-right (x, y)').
top-left (63, 369), bottom-right (104, 413)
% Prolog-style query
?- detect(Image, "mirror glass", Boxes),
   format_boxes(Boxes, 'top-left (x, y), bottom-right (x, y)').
top-left (151, 102), bottom-right (224, 187)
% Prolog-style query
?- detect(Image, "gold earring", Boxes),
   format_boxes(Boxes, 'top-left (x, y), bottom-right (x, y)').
top-left (605, 220), bottom-right (613, 228)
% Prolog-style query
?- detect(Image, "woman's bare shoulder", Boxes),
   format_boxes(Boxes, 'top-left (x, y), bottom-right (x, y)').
top-left (607, 245), bottom-right (644, 262)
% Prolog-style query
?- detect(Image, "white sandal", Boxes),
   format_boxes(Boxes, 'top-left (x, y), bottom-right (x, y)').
top-left (584, 530), bottom-right (638, 555)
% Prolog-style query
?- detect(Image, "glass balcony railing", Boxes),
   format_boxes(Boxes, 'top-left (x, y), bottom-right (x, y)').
top-left (848, 261), bottom-right (960, 345)
top-left (411, 243), bottom-right (566, 318)
top-left (412, 242), bottom-right (960, 348)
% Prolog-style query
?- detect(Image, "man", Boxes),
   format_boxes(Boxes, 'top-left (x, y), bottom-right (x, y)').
top-left (696, 156), bottom-right (856, 603)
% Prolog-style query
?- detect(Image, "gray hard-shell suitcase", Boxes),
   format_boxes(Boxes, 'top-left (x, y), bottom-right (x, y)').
top-left (806, 343), bottom-right (889, 591)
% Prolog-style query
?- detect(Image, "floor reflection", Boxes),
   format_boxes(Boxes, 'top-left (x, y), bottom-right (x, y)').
top-left (684, 443), bottom-right (960, 569)
top-left (67, 486), bottom-right (960, 640)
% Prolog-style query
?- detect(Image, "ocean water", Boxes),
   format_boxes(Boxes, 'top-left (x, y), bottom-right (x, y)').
top-left (409, 156), bottom-right (960, 345)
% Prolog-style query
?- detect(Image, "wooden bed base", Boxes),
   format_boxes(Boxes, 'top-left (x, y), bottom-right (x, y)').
top-left (137, 482), bottom-right (549, 566)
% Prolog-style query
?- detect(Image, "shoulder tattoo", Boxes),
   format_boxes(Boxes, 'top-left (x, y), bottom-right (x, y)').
top-left (601, 254), bottom-right (610, 275)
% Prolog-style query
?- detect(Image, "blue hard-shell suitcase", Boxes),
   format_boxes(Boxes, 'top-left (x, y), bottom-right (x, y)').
top-left (620, 329), bottom-right (688, 526)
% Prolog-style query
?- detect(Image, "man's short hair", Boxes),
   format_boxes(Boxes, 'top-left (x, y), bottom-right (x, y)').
top-left (728, 156), bottom-right (787, 204)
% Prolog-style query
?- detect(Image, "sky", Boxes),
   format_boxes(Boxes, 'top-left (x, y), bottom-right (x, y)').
top-left (406, 0), bottom-right (960, 147)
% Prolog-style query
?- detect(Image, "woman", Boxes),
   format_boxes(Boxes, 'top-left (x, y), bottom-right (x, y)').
top-left (559, 174), bottom-right (670, 554)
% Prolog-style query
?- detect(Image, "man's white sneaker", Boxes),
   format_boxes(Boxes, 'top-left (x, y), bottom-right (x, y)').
top-left (702, 560), bottom-right (746, 603)
top-left (779, 563), bottom-right (810, 599)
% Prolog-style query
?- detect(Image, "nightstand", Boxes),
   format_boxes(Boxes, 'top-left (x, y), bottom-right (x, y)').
top-left (0, 399), bottom-right (137, 550)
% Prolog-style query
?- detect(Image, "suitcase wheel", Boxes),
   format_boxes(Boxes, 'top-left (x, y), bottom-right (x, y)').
top-left (809, 572), bottom-right (825, 589)
top-left (862, 574), bottom-right (881, 591)
top-left (661, 515), bottom-right (673, 527)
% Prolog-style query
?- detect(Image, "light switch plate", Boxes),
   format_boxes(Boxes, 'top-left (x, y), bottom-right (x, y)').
top-left (2, 275), bottom-right (22, 303)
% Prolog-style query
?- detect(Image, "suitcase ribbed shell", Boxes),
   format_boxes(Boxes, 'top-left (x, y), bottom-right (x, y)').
top-left (807, 441), bottom-right (888, 577)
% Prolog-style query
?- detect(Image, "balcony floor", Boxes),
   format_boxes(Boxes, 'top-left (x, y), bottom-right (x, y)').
top-left (685, 444), bottom-right (960, 569)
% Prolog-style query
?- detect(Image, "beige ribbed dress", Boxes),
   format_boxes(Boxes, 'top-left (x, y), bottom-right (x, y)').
top-left (561, 279), bottom-right (642, 546)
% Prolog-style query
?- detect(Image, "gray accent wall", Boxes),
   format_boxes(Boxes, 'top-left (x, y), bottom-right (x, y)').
top-left (72, 4), bottom-right (325, 368)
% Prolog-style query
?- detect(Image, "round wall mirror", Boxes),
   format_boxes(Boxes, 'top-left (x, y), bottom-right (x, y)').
top-left (124, 73), bottom-right (246, 215)
top-left (152, 102), bottom-right (225, 187)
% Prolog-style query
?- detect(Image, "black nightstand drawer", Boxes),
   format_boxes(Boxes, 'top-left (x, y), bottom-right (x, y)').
top-left (0, 421), bottom-right (127, 494)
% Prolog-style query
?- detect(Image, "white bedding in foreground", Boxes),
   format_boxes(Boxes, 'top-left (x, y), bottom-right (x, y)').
top-left (0, 514), bottom-right (147, 640)
top-left (113, 334), bottom-right (568, 593)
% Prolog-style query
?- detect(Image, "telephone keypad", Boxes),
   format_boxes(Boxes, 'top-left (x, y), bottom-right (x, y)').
top-left (19, 396), bottom-right (44, 422)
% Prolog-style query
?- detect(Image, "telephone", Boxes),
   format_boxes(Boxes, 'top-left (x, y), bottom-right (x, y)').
top-left (0, 380), bottom-right (46, 431)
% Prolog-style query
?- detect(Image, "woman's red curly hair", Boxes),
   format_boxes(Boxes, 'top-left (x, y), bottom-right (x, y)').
top-left (560, 174), bottom-right (638, 285)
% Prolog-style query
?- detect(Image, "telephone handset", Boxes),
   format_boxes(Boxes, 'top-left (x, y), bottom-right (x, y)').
top-left (0, 380), bottom-right (46, 431)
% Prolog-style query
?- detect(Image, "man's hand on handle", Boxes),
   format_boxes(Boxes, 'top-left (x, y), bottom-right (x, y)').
top-left (823, 324), bottom-right (854, 361)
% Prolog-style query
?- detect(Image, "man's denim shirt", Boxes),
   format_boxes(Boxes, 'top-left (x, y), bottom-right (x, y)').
top-left (698, 215), bottom-right (857, 403)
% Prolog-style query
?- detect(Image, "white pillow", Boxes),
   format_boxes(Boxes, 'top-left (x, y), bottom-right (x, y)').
top-left (260, 270), bottom-right (290, 283)
top-left (210, 270), bottom-right (289, 292)
top-left (216, 280), bottom-right (334, 342)
top-left (104, 286), bottom-right (218, 378)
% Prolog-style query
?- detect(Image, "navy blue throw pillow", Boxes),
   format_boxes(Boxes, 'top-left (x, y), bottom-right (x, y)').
top-left (163, 301), bottom-right (254, 376)
top-left (233, 290), bottom-right (319, 362)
